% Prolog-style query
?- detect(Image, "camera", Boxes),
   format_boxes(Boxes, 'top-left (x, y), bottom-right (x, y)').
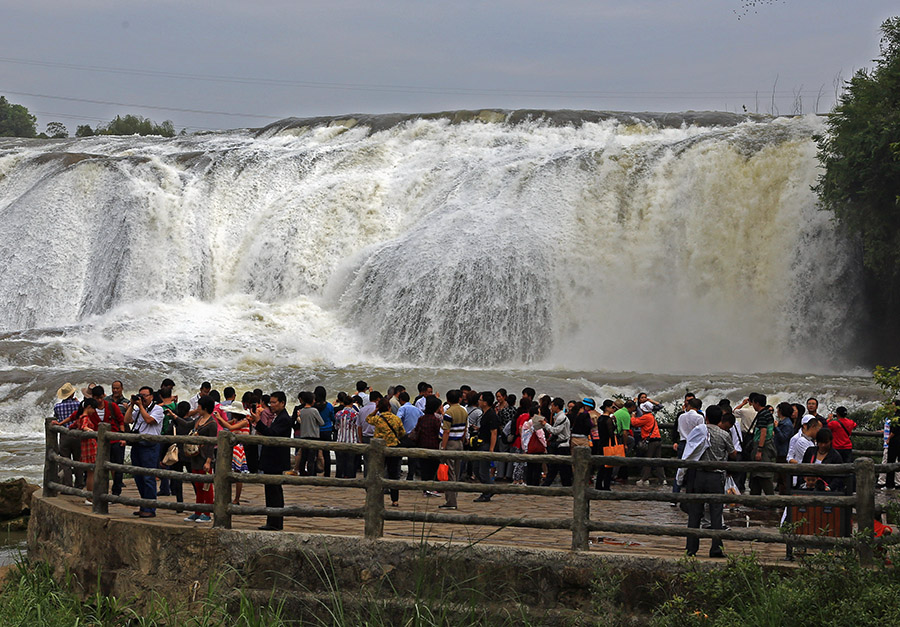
top-left (131, 394), bottom-right (141, 403)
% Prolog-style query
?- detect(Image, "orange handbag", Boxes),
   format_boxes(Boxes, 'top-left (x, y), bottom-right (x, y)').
top-left (437, 463), bottom-right (450, 481)
top-left (603, 433), bottom-right (626, 468)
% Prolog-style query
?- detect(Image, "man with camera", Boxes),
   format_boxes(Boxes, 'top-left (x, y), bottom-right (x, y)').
top-left (123, 386), bottom-right (164, 518)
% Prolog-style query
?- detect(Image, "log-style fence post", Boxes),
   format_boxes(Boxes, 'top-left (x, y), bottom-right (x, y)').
top-left (213, 430), bottom-right (234, 529)
top-left (855, 457), bottom-right (875, 565)
top-left (365, 438), bottom-right (386, 539)
top-left (92, 423), bottom-right (111, 514)
top-left (44, 418), bottom-right (58, 497)
top-left (571, 446), bottom-right (591, 550)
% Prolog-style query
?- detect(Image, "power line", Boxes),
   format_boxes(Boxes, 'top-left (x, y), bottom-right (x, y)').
top-left (2, 89), bottom-right (280, 119)
top-left (0, 55), bottom-right (835, 99)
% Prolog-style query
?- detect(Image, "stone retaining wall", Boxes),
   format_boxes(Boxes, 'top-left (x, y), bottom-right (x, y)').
top-left (27, 491), bottom-right (738, 624)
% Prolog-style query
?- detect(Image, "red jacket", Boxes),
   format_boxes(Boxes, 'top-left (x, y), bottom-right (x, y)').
top-left (828, 417), bottom-right (856, 450)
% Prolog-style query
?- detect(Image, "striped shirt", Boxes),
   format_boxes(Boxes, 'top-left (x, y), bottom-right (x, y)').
top-left (442, 404), bottom-right (468, 441)
top-left (335, 405), bottom-right (360, 444)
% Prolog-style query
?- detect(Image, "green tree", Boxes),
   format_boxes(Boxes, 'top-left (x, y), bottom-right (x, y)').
top-left (815, 17), bottom-right (900, 297)
top-left (0, 96), bottom-right (37, 137)
top-left (45, 121), bottom-right (68, 139)
top-left (95, 114), bottom-right (175, 137)
top-left (74, 124), bottom-right (95, 137)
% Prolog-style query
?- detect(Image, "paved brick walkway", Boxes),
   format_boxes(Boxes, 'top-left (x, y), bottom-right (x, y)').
top-left (65, 477), bottom-right (804, 563)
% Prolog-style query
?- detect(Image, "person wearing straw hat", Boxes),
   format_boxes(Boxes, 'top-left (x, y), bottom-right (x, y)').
top-left (213, 400), bottom-right (252, 505)
top-left (51, 383), bottom-right (85, 489)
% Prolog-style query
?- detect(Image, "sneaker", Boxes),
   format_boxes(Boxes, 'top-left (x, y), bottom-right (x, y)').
top-left (424, 491), bottom-right (441, 497)
top-left (84, 499), bottom-right (93, 505)
top-left (283, 470), bottom-right (298, 476)
top-left (438, 504), bottom-right (457, 510)
top-left (660, 480), bottom-right (668, 487)
top-left (196, 514), bottom-right (212, 522)
top-left (473, 495), bottom-right (492, 503)
top-left (184, 513), bottom-right (200, 522)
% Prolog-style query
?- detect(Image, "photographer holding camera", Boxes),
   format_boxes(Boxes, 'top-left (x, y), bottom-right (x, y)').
top-left (124, 386), bottom-right (164, 518)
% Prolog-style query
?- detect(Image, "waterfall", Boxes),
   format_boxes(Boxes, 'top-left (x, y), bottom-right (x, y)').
top-left (0, 110), bottom-right (861, 374)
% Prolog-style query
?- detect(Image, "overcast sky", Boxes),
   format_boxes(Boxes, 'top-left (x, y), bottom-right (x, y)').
top-left (1, 1), bottom-right (896, 134)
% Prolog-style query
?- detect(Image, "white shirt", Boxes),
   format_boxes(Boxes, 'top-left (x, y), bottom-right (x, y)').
top-left (677, 410), bottom-right (704, 441)
top-left (733, 407), bottom-right (756, 432)
top-left (729, 424), bottom-right (742, 453)
top-left (131, 403), bottom-right (164, 436)
top-left (675, 423), bottom-right (711, 484)
top-left (415, 396), bottom-right (427, 412)
top-left (788, 431), bottom-right (815, 464)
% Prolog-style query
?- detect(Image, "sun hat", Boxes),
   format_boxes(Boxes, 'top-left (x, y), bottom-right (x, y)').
top-left (613, 399), bottom-right (625, 409)
top-left (225, 401), bottom-right (248, 416)
top-left (582, 398), bottom-right (596, 409)
top-left (640, 401), bottom-right (655, 414)
top-left (80, 383), bottom-right (96, 397)
top-left (56, 382), bottom-right (77, 399)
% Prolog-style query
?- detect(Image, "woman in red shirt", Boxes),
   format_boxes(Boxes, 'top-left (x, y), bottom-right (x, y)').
top-left (72, 398), bottom-right (101, 499)
top-left (827, 406), bottom-right (856, 463)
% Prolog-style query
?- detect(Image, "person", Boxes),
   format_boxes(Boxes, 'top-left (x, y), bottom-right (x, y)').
top-left (389, 384), bottom-right (405, 414)
top-left (71, 398), bottom-right (100, 500)
top-left (52, 383), bottom-right (85, 489)
top-left (631, 401), bottom-right (666, 486)
top-left (357, 391), bottom-right (381, 476)
top-left (473, 391), bottom-right (499, 502)
top-left (166, 401), bottom-right (194, 508)
top-left (539, 397), bottom-right (572, 487)
top-left (806, 397), bottom-right (825, 423)
top-left (414, 382), bottom-right (434, 412)
top-left (594, 400), bottom-right (617, 491)
top-left (773, 402), bottom-right (795, 494)
top-left (334, 392), bottom-right (360, 479)
top-left (366, 397), bottom-right (406, 507)
top-left (314, 386), bottom-right (335, 477)
top-left (827, 406), bottom-right (856, 463)
top-left (241, 391), bottom-right (261, 475)
top-left (87, 385), bottom-right (126, 495)
top-left (157, 384), bottom-right (179, 497)
top-left (748, 393), bottom-right (776, 496)
top-left (396, 391), bottom-right (424, 481)
top-left (887, 403), bottom-right (900, 489)
top-left (439, 389), bottom-right (468, 510)
top-left (408, 395), bottom-right (443, 496)
top-left (511, 396), bottom-right (533, 485)
top-left (184, 396), bottom-right (217, 523)
top-left (291, 391), bottom-right (324, 476)
top-left (187, 382), bottom-right (212, 416)
top-left (787, 415), bottom-right (820, 487)
top-left (801, 428), bottom-right (847, 493)
top-left (251, 391), bottom-right (292, 530)
top-left (521, 410), bottom-right (547, 486)
top-left (123, 386), bottom-right (164, 518)
top-left (213, 401), bottom-right (251, 504)
top-left (675, 405), bottom-right (736, 558)
top-left (612, 400), bottom-right (634, 483)
top-left (495, 389), bottom-right (517, 481)
top-left (356, 380), bottom-right (370, 406)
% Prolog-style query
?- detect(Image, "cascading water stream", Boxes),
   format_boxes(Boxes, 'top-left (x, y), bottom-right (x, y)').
top-left (0, 110), bottom-right (861, 377)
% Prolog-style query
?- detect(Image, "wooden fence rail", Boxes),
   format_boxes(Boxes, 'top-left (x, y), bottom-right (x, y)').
top-left (43, 420), bottom-right (887, 561)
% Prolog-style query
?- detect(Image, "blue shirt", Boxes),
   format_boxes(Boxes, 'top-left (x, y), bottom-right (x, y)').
top-left (397, 403), bottom-right (424, 433)
top-left (54, 397), bottom-right (80, 425)
top-left (318, 402), bottom-right (335, 433)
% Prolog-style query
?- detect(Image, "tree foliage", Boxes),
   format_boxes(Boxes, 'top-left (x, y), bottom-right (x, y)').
top-left (94, 114), bottom-right (175, 137)
top-left (815, 17), bottom-right (900, 292)
top-left (75, 124), bottom-right (94, 137)
top-left (0, 96), bottom-right (37, 137)
top-left (45, 121), bottom-right (68, 139)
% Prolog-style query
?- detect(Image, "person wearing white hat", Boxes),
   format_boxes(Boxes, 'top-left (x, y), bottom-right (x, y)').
top-left (51, 383), bottom-right (85, 489)
top-left (213, 401), bottom-right (251, 504)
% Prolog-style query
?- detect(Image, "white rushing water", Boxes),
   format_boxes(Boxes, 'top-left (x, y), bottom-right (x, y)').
top-left (0, 111), bottom-right (861, 376)
top-left (0, 110), bottom-right (875, 448)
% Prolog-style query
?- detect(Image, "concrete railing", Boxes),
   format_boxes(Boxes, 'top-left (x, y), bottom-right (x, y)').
top-left (44, 419), bottom-right (897, 563)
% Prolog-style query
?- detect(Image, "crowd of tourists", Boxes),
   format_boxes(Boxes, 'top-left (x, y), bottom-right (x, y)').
top-left (50, 378), bottom-right (873, 553)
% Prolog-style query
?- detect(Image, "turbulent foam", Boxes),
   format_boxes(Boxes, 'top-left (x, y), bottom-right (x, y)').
top-left (0, 112), bottom-right (862, 374)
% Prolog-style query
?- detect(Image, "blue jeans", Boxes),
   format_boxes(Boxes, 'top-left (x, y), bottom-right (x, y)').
top-left (132, 443), bottom-right (160, 513)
